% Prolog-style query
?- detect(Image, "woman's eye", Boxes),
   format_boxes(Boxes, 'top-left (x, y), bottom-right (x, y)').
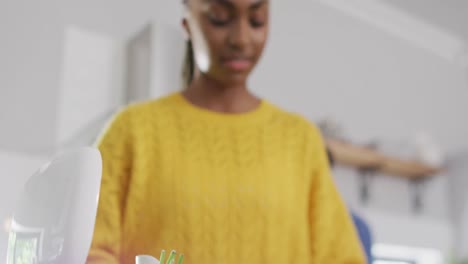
top-left (250, 11), bottom-right (267, 28)
top-left (209, 16), bottom-right (231, 27)
top-left (207, 6), bottom-right (231, 27)
top-left (250, 18), bottom-right (265, 28)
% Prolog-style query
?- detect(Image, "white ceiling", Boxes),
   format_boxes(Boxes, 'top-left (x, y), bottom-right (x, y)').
top-left (315, 0), bottom-right (467, 64)
top-left (385, 0), bottom-right (468, 40)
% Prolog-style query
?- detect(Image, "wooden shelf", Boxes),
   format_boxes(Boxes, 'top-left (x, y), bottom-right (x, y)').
top-left (325, 138), bottom-right (442, 179)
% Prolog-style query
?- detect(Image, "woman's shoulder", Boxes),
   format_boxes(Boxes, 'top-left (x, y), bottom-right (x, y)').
top-left (99, 93), bottom-right (179, 139)
top-left (267, 102), bottom-right (322, 139)
top-left (126, 92), bottom-right (178, 112)
top-left (114, 92), bottom-right (180, 119)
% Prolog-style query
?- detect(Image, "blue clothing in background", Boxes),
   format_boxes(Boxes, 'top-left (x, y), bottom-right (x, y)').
top-left (351, 212), bottom-right (373, 264)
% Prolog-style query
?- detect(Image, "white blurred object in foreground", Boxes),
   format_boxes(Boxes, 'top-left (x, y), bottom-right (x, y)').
top-left (136, 255), bottom-right (160, 264)
top-left (6, 148), bottom-right (102, 264)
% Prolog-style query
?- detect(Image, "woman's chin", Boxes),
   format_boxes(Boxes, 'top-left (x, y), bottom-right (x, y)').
top-left (219, 70), bottom-right (251, 86)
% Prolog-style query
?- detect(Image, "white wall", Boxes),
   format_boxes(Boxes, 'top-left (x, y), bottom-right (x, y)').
top-left (126, 22), bottom-right (186, 102)
top-left (0, 1), bottom-right (62, 153)
top-left (447, 151), bottom-right (468, 259)
top-left (459, 201), bottom-right (468, 260)
top-left (0, 0), bottom-right (182, 154)
top-left (387, 0), bottom-right (468, 40)
top-left (57, 25), bottom-right (125, 147)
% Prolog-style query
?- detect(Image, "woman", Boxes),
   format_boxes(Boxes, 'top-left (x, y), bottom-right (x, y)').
top-left (87, 0), bottom-right (365, 263)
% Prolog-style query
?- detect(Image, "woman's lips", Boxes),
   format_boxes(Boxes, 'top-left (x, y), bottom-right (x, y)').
top-left (222, 58), bottom-right (252, 71)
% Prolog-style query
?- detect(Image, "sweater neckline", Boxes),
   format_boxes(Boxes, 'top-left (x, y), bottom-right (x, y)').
top-left (169, 92), bottom-right (274, 126)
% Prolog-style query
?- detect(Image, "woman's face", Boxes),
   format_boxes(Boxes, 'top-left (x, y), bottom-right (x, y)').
top-left (183, 0), bottom-right (269, 85)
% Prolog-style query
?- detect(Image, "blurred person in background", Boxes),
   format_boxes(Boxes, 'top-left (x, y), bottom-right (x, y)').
top-left (87, 0), bottom-right (365, 263)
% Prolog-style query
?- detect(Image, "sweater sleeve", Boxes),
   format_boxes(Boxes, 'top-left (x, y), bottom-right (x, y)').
top-left (308, 126), bottom-right (366, 264)
top-left (87, 108), bottom-right (133, 263)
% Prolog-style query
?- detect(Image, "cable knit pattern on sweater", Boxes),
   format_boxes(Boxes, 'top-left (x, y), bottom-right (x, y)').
top-left (87, 92), bottom-right (365, 264)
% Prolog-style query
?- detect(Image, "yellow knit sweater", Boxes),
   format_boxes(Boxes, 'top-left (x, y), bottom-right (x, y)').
top-left (87, 92), bottom-right (365, 264)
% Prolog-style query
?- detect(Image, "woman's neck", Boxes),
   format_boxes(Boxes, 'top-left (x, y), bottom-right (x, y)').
top-left (182, 75), bottom-right (261, 114)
